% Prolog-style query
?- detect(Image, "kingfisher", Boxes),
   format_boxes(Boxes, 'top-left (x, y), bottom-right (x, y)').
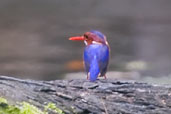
top-left (69, 30), bottom-right (110, 81)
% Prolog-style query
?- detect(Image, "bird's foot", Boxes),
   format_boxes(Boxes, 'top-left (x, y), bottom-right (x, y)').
top-left (98, 73), bottom-right (107, 79)
top-left (87, 72), bottom-right (90, 80)
top-left (104, 75), bottom-right (107, 79)
top-left (87, 75), bottom-right (89, 80)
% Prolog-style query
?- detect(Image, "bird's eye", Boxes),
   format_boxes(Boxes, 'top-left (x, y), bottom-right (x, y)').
top-left (84, 35), bottom-right (88, 39)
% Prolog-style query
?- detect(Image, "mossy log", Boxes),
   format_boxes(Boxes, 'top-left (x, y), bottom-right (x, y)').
top-left (0, 76), bottom-right (171, 114)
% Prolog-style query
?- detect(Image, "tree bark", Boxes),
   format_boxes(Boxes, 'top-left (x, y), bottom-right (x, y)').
top-left (0, 76), bottom-right (171, 114)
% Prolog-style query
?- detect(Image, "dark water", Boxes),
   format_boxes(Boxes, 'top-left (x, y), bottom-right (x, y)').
top-left (0, 0), bottom-right (171, 82)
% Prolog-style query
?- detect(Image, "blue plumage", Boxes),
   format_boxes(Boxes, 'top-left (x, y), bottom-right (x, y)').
top-left (84, 44), bottom-right (109, 81)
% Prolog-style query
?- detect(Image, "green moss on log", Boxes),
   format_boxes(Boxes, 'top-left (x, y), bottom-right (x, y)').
top-left (0, 97), bottom-right (64, 114)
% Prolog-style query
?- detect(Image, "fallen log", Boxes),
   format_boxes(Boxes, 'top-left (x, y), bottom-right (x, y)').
top-left (0, 76), bottom-right (171, 114)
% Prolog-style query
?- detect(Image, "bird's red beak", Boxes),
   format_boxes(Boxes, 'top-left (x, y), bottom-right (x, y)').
top-left (69, 36), bottom-right (85, 41)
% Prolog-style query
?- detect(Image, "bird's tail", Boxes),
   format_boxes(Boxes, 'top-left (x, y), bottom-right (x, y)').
top-left (89, 57), bottom-right (100, 82)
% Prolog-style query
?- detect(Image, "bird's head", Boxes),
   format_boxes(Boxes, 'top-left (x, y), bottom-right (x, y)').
top-left (69, 30), bottom-right (108, 45)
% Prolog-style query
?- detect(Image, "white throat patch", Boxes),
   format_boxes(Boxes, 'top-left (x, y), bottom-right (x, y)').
top-left (92, 41), bottom-right (102, 45)
top-left (84, 40), bottom-right (102, 45)
top-left (84, 41), bottom-right (88, 45)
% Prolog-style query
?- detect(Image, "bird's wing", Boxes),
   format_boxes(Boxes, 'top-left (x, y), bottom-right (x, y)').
top-left (97, 45), bottom-right (109, 76)
top-left (83, 46), bottom-right (92, 74)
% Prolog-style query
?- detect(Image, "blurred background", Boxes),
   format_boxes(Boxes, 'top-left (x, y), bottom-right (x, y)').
top-left (0, 0), bottom-right (171, 84)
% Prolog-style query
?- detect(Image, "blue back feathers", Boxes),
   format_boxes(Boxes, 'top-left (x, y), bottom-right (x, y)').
top-left (84, 44), bottom-right (109, 82)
